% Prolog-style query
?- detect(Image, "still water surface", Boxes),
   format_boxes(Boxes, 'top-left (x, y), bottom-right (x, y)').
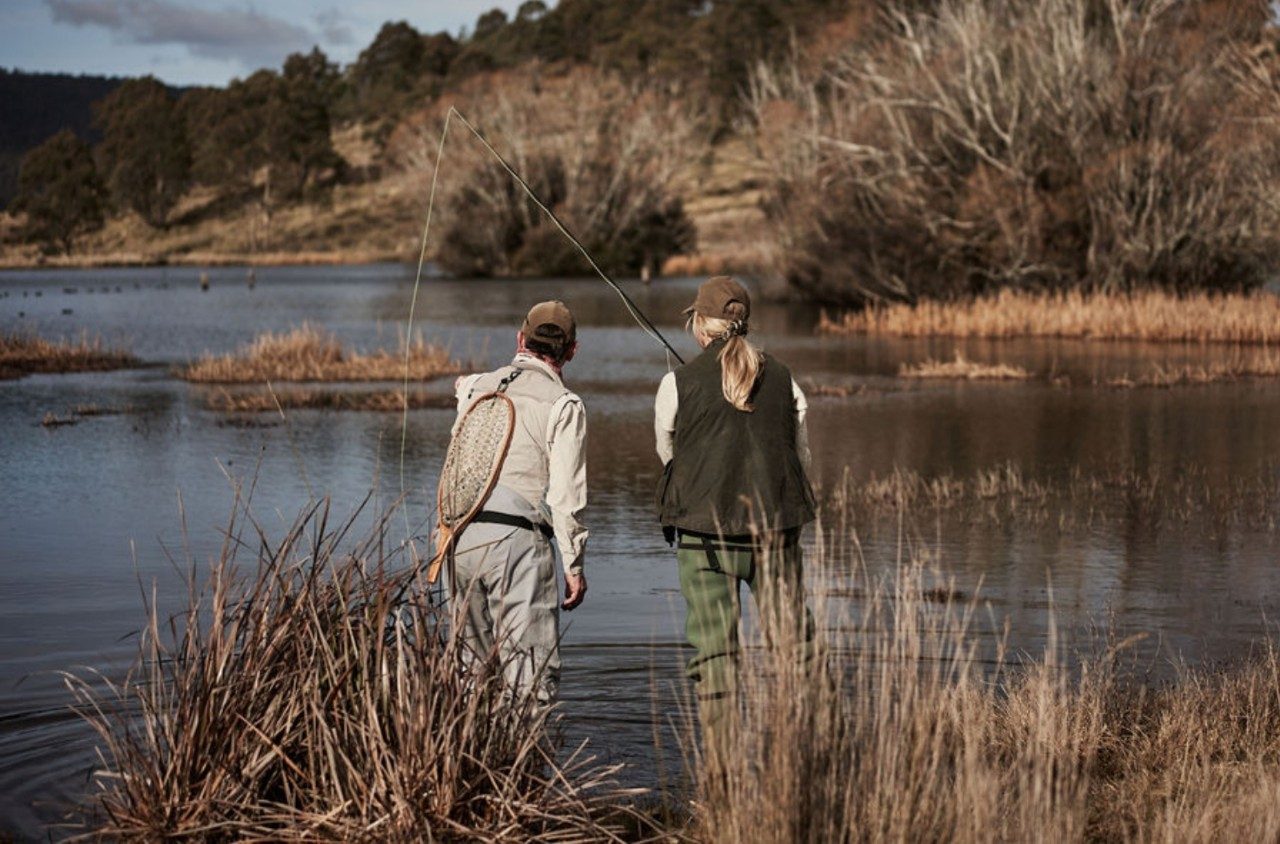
top-left (3, 264), bottom-right (1280, 838)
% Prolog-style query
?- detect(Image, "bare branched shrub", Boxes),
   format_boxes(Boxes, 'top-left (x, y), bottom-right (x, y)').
top-left (752, 0), bottom-right (1280, 305)
top-left (389, 68), bottom-right (698, 278)
top-left (66, 493), bottom-right (642, 840)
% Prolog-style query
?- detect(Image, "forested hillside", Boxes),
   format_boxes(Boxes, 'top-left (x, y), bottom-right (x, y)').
top-left (4, 0), bottom-right (1279, 307)
top-left (0, 70), bottom-right (130, 208)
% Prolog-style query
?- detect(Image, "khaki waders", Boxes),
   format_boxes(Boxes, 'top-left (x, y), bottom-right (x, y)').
top-left (676, 529), bottom-right (816, 734)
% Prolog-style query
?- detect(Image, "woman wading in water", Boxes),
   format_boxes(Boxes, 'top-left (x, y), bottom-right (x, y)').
top-left (654, 276), bottom-right (817, 737)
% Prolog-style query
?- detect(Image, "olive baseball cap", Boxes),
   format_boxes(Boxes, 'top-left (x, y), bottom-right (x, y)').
top-left (683, 276), bottom-right (751, 321)
top-left (522, 300), bottom-right (576, 344)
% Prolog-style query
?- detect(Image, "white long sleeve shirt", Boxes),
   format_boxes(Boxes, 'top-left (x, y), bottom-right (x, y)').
top-left (654, 370), bottom-right (812, 471)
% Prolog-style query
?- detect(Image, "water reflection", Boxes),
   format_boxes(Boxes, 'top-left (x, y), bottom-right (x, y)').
top-left (2, 265), bottom-right (1280, 837)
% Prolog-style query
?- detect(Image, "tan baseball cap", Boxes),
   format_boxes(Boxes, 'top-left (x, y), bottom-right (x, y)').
top-left (683, 276), bottom-right (751, 321)
top-left (522, 300), bottom-right (576, 343)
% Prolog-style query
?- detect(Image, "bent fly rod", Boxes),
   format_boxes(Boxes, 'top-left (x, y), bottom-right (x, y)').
top-left (399, 105), bottom-right (684, 529)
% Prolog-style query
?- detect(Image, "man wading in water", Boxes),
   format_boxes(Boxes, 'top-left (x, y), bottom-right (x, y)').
top-left (655, 276), bottom-right (817, 736)
top-left (448, 301), bottom-right (588, 706)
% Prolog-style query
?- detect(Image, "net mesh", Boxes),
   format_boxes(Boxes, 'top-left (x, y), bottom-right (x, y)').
top-left (438, 393), bottom-right (514, 524)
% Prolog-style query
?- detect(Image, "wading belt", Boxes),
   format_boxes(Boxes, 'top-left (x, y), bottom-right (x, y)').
top-left (675, 529), bottom-right (801, 574)
top-left (473, 510), bottom-right (554, 540)
top-left (676, 531), bottom-right (756, 574)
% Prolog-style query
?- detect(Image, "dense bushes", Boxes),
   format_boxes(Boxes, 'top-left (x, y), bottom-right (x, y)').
top-left (391, 70), bottom-right (697, 278)
top-left (752, 0), bottom-right (1280, 306)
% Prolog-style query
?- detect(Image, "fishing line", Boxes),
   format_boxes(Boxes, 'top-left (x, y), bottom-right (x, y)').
top-left (398, 105), bottom-right (685, 537)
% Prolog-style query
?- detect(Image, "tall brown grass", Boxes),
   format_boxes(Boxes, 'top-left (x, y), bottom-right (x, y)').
top-left (1, 331), bottom-right (136, 380)
top-left (683, 514), bottom-right (1280, 843)
top-left (752, 0), bottom-right (1280, 305)
top-left (818, 289), bottom-right (1280, 343)
top-left (180, 324), bottom-right (463, 384)
top-left (66, 493), bottom-right (642, 840)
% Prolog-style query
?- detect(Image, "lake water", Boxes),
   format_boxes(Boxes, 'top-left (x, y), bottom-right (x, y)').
top-left (3, 264), bottom-right (1280, 838)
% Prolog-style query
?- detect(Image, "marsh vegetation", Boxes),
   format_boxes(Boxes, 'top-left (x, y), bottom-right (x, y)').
top-left (180, 324), bottom-right (463, 384)
top-left (819, 290), bottom-right (1280, 344)
top-left (0, 330), bottom-right (135, 380)
top-left (69, 488), bottom-right (1280, 842)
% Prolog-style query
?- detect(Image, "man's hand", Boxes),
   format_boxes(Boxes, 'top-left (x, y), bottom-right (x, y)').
top-left (562, 572), bottom-right (587, 611)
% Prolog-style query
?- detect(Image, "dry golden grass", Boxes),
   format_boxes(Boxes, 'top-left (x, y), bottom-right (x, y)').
top-left (1, 332), bottom-right (136, 380)
top-left (829, 462), bottom-right (1280, 530)
top-left (205, 388), bottom-right (455, 413)
top-left (68, 494), bottom-right (646, 840)
top-left (181, 324), bottom-right (463, 384)
top-left (1107, 354), bottom-right (1280, 388)
top-left (684, 508), bottom-right (1280, 843)
top-left (819, 289), bottom-right (1280, 344)
top-left (899, 352), bottom-right (1031, 380)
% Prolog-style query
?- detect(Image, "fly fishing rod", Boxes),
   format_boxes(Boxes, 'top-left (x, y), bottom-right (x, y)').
top-left (399, 105), bottom-right (685, 531)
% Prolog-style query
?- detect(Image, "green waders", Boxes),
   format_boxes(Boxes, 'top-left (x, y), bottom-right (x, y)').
top-left (676, 529), bottom-right (816, 737)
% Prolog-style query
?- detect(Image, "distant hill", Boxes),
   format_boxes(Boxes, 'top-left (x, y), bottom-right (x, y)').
top-left (0, 69), bottom-right (131, 210)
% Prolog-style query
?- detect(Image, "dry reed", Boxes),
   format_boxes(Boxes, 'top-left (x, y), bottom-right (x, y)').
top-left (66, 492), bottom-right (644, 840)
top-left (899, 352), bottom-right (1031, 380)
top-left (819, 289), bottom-right (1280, 344)
top-left (1106, 354), bottom-right (1280, 388)
top-left (1, 331), bottom-right (136, 380)
top-left (180, 324), bottom-right (463, 384)
top-left (205, 388), bottom-right (456, 413)
top-left (828, 462), bottom-right (1280, 530)
top-left (683, 507), bottom-right (1280, 843)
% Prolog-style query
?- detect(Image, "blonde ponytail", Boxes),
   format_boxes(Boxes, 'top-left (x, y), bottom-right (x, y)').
top-left (690, 313), bottom-right (763, 412)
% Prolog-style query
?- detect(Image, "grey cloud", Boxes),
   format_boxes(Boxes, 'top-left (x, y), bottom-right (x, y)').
top-left (46, 0), bottom-right (321, 68)
top-left (315, 8), bottom-right (353, 46)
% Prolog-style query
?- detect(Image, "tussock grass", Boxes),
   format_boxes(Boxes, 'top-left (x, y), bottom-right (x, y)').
top-left (684, 514), bottom-right (1280, 843)
top-left (1106, 354), bottom-right (1280, 388)
top-left (819, 289), bottom-right (1280, 344)
top-left (1, 332), bottom-right (136, 380)
top-left (899, 352), bottom-right (1031, 381)
top-left (181, 324), bottom-right (463, 384)
top-left (66, 493), bottom-right (642, 840)
top-left (829, 462), bottom-right (1280, 530)
top-left (205, 387), bottom-right (455, 413)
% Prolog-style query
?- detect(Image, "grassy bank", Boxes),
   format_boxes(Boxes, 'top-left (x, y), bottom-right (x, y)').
top-left (819, 290), bottom-right (1280, 344)
top-left (181, 325), bottom-right (463, 384)
top-left (1, 331), bottom-right (136, 380)
top-left (70, 486), bottom-right (1280, 840)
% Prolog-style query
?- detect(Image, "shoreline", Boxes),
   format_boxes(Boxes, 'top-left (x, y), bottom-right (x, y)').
top-left (0, 249), bottom-right (405, 271)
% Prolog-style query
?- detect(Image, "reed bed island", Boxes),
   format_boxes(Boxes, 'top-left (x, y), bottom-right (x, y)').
top-left (819, 290), bottom-right (1280, 344)
top-left (180, 324), bottom-right (463, 384)
top-left (1, 331), bottom-right (136, 380)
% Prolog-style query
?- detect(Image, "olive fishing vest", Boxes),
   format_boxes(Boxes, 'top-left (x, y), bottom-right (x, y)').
top-left (656, 341), bottom-right (816, 535)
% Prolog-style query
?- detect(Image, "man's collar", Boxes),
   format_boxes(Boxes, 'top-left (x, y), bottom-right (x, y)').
top-left (512, 352), bottom-right (564, 383)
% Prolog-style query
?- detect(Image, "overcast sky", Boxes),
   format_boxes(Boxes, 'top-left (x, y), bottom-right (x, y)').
top-left (1, 0), bottom-right (525, 86)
